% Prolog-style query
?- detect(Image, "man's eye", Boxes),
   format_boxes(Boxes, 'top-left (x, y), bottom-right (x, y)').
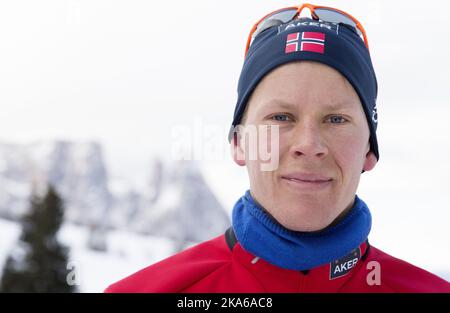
top-left (271, 114), bottom-right (291, 122)
top-left (327, 115), bottom-right (347, 124)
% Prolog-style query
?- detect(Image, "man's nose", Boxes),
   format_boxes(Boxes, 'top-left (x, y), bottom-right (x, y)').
top-left (288, 122), bottom-right (328, 159)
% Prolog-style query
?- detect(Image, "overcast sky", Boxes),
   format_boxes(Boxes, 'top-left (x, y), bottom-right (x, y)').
top-left (1, 0), bottom-right (449, 171)
top-left (0, 1), bottom-right (449, 277)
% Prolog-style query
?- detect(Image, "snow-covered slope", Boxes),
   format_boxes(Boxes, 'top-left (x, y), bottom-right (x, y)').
top-left (0, 218), bottom-right (176, 292)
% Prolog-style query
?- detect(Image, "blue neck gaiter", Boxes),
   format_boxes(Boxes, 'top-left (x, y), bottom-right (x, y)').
top-left (231, 190), bottom-right (372, 270)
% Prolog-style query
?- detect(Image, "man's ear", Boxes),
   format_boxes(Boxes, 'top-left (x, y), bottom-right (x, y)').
top-left (363, 150), bottom-right (377, 172)
top-left (230, 131), bottom-right (246, 166)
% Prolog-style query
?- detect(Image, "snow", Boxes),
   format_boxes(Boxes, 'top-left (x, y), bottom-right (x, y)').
top-left (0, 218), bottom-right (21, 272)
top-left (201, 159), bottom-right (249, 218)
top-left (2, 179), bottom-right (30, 198)
top-left (59, 224), bottom-right (176, 293)
top-left (108, 178), bottom-right (134, 197)
top-left (28, 141), bottom-right (54, 165)
top-left (0, 218), bottom-right (177, 293)
top-left (150, 185), bottom-right (180, 219)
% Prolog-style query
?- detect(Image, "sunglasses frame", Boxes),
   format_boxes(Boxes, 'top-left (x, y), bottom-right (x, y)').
top-left (245, 3), bottom-right (369, 57)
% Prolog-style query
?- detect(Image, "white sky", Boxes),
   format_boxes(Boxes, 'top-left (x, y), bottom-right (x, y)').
top-left (0, 1), bottom-right (449, 277)
top-left (1, 0), bottom-right (449, 171)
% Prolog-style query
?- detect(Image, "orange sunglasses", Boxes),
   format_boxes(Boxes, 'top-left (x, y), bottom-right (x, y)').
top-left (245, 3), bottom-right (369, 57)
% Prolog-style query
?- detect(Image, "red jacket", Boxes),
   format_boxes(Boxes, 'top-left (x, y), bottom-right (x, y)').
top-left (105, 228), bottom-right (450, 293)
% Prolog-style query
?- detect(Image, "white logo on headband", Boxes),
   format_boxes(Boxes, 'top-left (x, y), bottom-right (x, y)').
top-left (372, 104), bottom-right (378, 124)
top-left (278, 20), bottom-right (339, 36)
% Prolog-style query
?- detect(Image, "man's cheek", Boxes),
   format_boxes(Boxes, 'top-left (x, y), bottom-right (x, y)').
top-left (333, 141), bottom-right (367, 172)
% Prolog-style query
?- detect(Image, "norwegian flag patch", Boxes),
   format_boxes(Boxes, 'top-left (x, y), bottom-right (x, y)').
top-left (285, 31), bottom-right (325, 54)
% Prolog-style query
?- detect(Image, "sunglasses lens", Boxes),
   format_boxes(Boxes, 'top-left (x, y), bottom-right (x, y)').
top-left (252, 9), bottom-right (299, 40)
top-left (314, 8), bottom-right (363, 38)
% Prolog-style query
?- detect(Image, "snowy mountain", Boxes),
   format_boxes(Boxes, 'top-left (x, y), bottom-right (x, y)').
top-left (0, 141), bottom-right (230, 244)
top-left (0, 141), bottom-right (111, 225)
top-left (127, 160), bottom-right (231, 243)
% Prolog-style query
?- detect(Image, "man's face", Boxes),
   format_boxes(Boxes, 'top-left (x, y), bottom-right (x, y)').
top-left (232, 61), bottom-right (377, 232)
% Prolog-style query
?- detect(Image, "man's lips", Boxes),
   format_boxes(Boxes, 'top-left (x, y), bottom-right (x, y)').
top-left (281, 173), bottom-right (333, 190)
top-left (281, 173), bottom-right (333, 183)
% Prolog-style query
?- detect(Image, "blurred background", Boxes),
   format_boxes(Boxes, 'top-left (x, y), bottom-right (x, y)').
top-left (0, 0), bottom-right (449, 292)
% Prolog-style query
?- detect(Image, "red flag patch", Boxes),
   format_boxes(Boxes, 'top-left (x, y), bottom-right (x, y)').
top-left (285, 31), bottom-right (325, 54)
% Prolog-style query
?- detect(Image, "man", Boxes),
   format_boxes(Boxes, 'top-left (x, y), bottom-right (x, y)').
top-left (106, 4), bottom-right (450, 292)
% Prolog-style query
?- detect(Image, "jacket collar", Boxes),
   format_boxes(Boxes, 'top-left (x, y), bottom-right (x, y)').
top-left (231, 238), bottom-right (370, 292)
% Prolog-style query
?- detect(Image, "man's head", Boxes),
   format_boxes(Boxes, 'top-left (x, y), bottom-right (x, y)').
top-left (229, 17), bottom-right (378, 232)
top-left (232, 61), bottom-right (377, 231)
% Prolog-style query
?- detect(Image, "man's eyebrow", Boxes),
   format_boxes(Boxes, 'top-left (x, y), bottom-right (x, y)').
top-left (322, 101), bottom-right (357, 111)
top-left (260, 99), bottom-right (357, 110)
top-left (259, 99), bottom-right (296, 110)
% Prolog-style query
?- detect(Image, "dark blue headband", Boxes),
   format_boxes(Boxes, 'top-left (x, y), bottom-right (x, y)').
top-left (229, 17), bottom-right (379, 160)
